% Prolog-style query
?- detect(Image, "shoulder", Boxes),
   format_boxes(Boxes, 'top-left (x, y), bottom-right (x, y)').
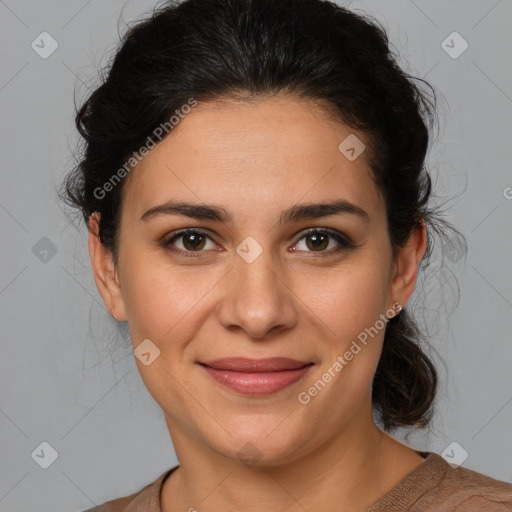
top-left (432, 455), bottom-right (512, 511)
top-left (81, 466), bottom-right (178, 512)
top-left (82, 494), bottom-right (136, 512)
top-left (368, 452), bottom-right (512, 512)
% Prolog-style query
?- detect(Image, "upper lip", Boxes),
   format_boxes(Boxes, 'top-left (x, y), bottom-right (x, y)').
top-left (198, 357), bottom-right (313, 372)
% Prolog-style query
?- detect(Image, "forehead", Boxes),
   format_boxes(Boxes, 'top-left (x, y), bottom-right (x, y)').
top-left (120, 95), bottom-right (384, 225)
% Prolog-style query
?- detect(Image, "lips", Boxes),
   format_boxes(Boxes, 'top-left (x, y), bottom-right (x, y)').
top-left (198, 357), bottom-right (314, 395)
top-left (199, 357), bottom-right (312, 372)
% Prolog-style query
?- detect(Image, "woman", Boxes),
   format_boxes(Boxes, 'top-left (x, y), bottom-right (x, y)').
top-left (60, 0), bottom-right (512, 510)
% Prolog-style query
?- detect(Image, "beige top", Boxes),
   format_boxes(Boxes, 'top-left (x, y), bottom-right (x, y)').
top-left (83, 451), bottom-right (512, 511)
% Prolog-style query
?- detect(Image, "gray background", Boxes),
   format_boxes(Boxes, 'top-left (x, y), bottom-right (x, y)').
top-left (0, 0), bottom-right (511, 510)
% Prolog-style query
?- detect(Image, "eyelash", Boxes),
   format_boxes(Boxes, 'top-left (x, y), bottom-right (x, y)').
top-left (161, 228), bottom-right (357, 258)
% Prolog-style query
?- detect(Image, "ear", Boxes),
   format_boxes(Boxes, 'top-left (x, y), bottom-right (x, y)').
top-left (388, 220), bottom-right (427, 312)
top-left (88, 212), bottom-right (127, 322)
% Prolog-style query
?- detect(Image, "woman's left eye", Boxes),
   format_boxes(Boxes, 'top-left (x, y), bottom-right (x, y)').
top-left (293, 228), bottom-right (355, 254)
top-left (162, 228), bottom-right (355, 257)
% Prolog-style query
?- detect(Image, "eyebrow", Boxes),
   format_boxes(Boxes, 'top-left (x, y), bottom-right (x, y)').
top-left (140, 199), bottom-right (370, 224)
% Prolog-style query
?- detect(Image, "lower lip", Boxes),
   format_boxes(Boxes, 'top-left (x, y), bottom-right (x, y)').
top-left (200, 364), bottom-right (313, 395)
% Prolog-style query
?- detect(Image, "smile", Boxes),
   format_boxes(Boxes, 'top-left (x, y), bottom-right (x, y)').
top-left (197, 358), bottom-right (315, 396)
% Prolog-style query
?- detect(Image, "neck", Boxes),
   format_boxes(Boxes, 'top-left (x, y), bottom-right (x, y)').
top-left (160, 399), bottom-right (421, 511)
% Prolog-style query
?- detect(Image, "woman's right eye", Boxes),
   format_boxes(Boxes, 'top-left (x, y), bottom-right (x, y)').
top-left (162, 229), bottom-right (218, 257)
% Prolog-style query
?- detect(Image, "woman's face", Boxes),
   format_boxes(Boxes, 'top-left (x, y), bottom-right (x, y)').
top-left (90, 95), bottom-right (424, 466)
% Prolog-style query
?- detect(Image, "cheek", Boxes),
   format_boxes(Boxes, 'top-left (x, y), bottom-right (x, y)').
top-left (119, 250), bottom-right (221, 344)
top-left (295, 265), bottom-right (390, 427)
top-left (118, 256), bottom-right (206, 419)
top-left (300, 258), bottom-right (391, 339)
top-left (299, 256), bottom-right (391, 399)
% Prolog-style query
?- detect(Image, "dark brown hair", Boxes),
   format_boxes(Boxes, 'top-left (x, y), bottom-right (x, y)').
top-left (59, 0), bottom-right (464, 432)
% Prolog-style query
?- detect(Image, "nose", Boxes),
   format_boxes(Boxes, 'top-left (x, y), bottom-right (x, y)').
top-left (216, 247), bottom-right (298, 340)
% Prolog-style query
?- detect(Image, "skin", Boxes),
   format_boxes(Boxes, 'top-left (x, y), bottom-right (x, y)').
top-left (89, 95), bottom-right (428, 511)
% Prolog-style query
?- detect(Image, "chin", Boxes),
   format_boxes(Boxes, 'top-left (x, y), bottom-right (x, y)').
top-left (208, 425), bottom-right (309, 468)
